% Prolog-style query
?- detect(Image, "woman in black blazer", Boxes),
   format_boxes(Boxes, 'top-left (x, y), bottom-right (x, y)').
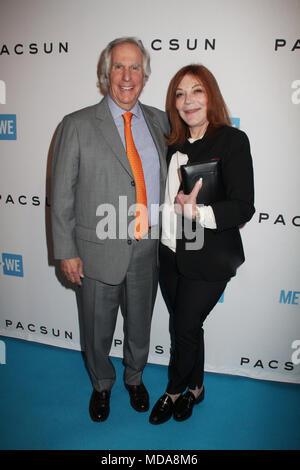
top-left (149, 64), bottom-right (255, 424)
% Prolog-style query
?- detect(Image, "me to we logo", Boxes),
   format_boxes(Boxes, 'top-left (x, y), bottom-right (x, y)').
top-left (279, 289), bottom-right (300, 305)
top-left (1, 253), bottom-right (24, 277)
top-left (0, 114), bottom-right (17, 140)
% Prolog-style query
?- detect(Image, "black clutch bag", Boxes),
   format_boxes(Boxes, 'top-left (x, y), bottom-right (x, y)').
top-left (180, 159), bottom-right (224, 204)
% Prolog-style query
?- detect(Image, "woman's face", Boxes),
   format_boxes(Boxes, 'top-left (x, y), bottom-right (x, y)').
top-left (175, 74), bottom-right (209, 138)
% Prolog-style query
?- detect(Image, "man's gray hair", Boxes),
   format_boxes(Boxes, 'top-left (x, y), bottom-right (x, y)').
top-left (98, 37), bottom-right (151, 92)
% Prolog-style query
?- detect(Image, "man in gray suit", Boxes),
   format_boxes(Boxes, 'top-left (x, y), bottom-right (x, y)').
top-left (51, 37), bottom-right (169, 422)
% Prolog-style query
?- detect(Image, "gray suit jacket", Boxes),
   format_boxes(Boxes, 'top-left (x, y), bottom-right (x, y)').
top-left (51, 96), bottom-right (169, 284)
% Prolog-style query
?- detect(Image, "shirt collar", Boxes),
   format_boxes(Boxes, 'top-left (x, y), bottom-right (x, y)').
top-left (107, 94), bottom-right (141, 120)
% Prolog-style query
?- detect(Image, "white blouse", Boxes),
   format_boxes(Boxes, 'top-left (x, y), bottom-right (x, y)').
top-left (161, 140), bottom-right (217, 253)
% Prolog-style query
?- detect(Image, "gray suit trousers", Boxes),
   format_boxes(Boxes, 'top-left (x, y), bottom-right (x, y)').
top-left (80, 231), bottom-right (159, 392)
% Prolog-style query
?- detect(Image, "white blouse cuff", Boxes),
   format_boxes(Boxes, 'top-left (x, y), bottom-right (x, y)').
top-left (195, 205), bottom-right (217, 229)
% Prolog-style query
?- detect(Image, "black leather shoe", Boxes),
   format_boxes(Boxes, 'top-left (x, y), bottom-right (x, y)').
top-left (173, 388), bottom-right (205, 421)
top-left (125, 383), bottom-right (149, 412)
top-left (89, 389), bottom-right (110, 422)
top-left (149, 394), bottom-right (174, 425)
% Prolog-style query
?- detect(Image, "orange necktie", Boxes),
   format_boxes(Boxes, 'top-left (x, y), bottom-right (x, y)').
top-left (123, 112), bottom-right (149, 240)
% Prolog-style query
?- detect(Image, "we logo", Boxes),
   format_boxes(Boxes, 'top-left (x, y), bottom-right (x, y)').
top-left (0, 114), bottom-right (17, 140)
top-left (2, 253), bottom-right (24, 277)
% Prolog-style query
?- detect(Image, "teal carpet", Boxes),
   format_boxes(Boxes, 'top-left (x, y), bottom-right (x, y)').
top-left (0, 336), bottom-right (299, 451)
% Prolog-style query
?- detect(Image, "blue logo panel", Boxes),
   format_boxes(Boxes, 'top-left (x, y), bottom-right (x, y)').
top-left (0, 114), bottom-right (17, 140)
top-left (231, 117), bottom-right (240, 128)
top-left (279, 289), bottom-right (300, 305)
top-left (2, 253), bottom-right (23, 277)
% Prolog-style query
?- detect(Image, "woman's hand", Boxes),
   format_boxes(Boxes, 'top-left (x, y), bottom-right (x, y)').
top-left (174, 178), bottom-right (203, 219)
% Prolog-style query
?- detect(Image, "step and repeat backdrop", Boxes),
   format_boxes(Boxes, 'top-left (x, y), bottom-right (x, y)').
top-left (0, 0), bottom-right (299, 383)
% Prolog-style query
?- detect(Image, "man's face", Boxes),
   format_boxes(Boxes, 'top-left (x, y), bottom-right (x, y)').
top-left (108, 42), bottom-right (145, 110)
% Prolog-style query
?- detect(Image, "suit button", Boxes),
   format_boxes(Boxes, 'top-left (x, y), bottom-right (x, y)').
top-left (127, 239), bottom-right (132, 245)
top-left (131, 180), bottom-right (135, 186)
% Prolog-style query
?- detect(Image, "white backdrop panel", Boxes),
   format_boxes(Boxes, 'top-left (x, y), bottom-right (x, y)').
top-left (0, 0), bottom-right (299, 383)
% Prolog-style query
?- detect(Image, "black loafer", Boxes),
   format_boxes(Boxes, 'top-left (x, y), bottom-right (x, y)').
top-left (149, 394), bottom-right (174, 425)
top-left (125, 383), bottom-right (149, 412)
top-left (89, 389), bottom-right (111, 422)
top-left (173, 388), bottom-right (205, 422)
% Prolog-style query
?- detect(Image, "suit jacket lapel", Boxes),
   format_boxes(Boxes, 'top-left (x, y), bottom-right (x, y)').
top-left (95, 97), bottom-right (133, 177)
top-left (95, 97), bottom-right (167, 185)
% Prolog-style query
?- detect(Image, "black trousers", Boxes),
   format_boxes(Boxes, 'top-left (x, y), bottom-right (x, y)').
top-left (159, 243), bottom-right (227, 394)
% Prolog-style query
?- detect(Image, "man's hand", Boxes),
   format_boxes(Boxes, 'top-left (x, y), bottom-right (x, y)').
top-left (174, 178), bottom-right (203, 219)
top-left (61, 257), bottom-right (84, 286)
